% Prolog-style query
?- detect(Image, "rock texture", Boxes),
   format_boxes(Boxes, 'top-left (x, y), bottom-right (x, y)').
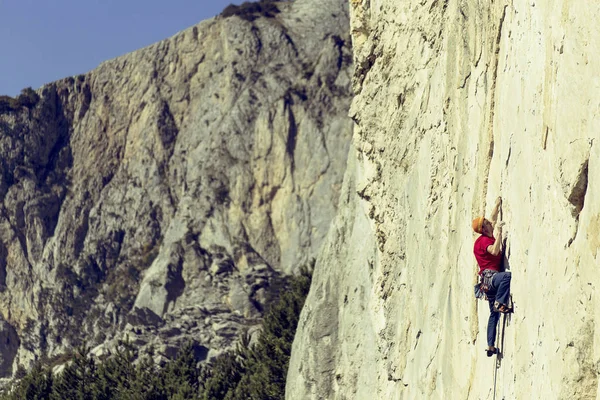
top-left (0, 0), bottom-right (352, 377)
top-left (287, 0), bottom-right (600, 399)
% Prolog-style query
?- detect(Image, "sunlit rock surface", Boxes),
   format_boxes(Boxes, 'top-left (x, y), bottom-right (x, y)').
top-left (0, 0), bottom-right (352, 377)
top-left (287, 1), bottom-right (600, 399)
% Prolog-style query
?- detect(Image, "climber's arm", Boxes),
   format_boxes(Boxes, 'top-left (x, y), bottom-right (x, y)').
top-left (487, 222), bottom-right (504, 256)
top-left (489, 197), bottom-right (502, 225)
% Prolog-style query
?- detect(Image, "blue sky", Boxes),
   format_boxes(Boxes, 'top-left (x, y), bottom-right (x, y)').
top-left (0, 0), bottom-right (244, 96)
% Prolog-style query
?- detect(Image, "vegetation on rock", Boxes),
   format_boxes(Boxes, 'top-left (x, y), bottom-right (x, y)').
top-left (0, 88), bottom-right (40, 113)
top-left (0, 267), bottom-right (312, 400)
top-left (221, 0), bottom-right (283, 21)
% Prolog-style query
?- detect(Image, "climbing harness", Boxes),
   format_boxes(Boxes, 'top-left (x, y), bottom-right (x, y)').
top-left (481, 269), bottom-right (497, 297)
top-left (474, 269), bottom-right (498, 301)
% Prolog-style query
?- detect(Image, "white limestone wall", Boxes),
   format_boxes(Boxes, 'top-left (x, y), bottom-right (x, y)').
top-left (287, 1), bottom-right (600, 399)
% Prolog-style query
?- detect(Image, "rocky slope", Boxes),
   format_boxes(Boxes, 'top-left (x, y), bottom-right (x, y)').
top-left (0, 0), bottom-right (353, 377)
top-left (287, 0), bottom-right (600, 399)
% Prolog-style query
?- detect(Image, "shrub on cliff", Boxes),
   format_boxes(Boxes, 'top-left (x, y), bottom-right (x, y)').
top-left (221, 0), bottom-right (282, 21)
top-left (16, 88), bottom-right (40, 108)
top-left (0, 88), bottom-right (40, 114)
top-left (0, 96), bottom-right (17, 113)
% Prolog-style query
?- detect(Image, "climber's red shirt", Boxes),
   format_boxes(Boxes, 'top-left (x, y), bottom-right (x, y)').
top-left (474, 235), bottom-right (502, 275)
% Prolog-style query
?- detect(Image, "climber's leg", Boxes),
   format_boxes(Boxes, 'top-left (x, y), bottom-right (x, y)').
top-left (487, 297), bottom-right (500, 348)
top-left (492, 272), bottom-right (511, 308)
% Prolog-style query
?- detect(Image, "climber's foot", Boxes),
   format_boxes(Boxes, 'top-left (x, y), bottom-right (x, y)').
top-left (494, 301), bottom-right (513, 313)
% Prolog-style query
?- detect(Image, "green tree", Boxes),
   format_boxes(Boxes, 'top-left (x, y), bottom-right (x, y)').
top-left (199, 265), bottom-right (312, 400)
top-left (1, 265), bottom-right (312, 400)
top-left (199, 350), bottom-right (245, 400)
top-left (161, 342), bottom-right (200, 399)
top-left (50, 345), bottom-right (98, 400)
top-left (92, 340), bottom-right (138, 400)
top-left (129, 354), bottom-right (167, 400)
top-left (232, 266), bottom-right (311, 399)
top-left (2, 363), bottom-right (53, 400)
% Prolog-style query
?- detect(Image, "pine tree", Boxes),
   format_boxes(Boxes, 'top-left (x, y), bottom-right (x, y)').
top-left (130, 354), bottom-right (167, 400)
top-left (199, 265), bottom-right (312, 400)
top-left (92, 340), bottom-right (138, 400)
top-left (161, 342), bottom-right (200, 399)
top-left (2, 266), bottom-right (313, 400)
top-left (199, 351), bottom-right (245, 400)
top-left (50, 345), bottom-right (98, 400)
top-left (2, 363), bottom-right (53, 400)
top-left (237, 266), bottom-right (311, 399)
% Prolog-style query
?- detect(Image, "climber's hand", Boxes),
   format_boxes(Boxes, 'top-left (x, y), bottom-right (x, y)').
top-left (494, 221), bottom-right (505, 237)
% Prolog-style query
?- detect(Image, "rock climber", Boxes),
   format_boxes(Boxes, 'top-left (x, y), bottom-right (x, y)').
top-left (472, 196), bottom-right (512, 357)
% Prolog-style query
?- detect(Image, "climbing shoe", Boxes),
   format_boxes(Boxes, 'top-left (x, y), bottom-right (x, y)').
top-left (493, 301), bottom-right (513, 313)
top-left (486, 348), bottom-right (498, 357)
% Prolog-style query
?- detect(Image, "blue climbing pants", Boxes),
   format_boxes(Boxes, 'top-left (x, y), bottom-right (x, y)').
top-left (487, 272), bottom-right (511, 347)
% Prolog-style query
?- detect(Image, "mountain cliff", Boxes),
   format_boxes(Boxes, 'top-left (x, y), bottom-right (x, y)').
top-left (287, 0), bottom-right (600, 399)
top-left (0, 0), bottom-right (353, 378)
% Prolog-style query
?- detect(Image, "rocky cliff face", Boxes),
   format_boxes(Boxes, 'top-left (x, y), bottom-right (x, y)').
top-left (0, 0), bottom-right (352, 377)
top-left (288, 0), bottom-right (600, 399)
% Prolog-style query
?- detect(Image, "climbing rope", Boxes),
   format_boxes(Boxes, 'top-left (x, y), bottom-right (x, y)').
top-left (492, 315), bottom-right (502, 400)
top-left (492, 320), bottom-right (500, 400)
top-left (492, 304), bottom-right (511, 400)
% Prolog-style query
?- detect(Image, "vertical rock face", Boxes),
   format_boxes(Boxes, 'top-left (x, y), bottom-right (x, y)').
top-left (0, 0), bottom-right (352, 376)
top-left (288, 1), bottom-right (600, 399)
top-left (0, 317), bottom-right (18, 377)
